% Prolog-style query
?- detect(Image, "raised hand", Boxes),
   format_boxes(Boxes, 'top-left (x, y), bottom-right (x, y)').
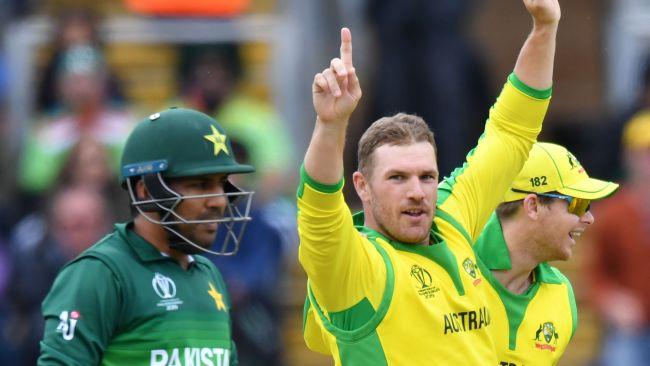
top-left (523, 0), bottom-right (561, 26)
top-left (312, 28), bottom-right (362, 124)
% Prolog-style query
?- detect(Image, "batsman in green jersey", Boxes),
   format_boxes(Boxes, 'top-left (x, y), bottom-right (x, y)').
top-left (38, 108), bottom-right (255, 365)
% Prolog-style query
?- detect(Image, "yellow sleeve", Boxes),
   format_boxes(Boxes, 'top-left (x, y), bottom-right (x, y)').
top-left (296, 166), bottom-right (386, 312)
top-left (437, 73), bottom-right (551, 241)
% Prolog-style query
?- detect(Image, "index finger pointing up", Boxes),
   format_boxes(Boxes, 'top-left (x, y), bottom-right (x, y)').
top-left (340, 27), bottom-right (353, 69)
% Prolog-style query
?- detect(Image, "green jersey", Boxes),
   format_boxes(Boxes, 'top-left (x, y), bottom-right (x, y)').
top-left (38, 223), bottom-right (237, 366)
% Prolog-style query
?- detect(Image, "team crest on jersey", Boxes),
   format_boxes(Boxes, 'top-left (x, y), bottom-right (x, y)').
top-left (534, 321), bottom-right (559, 351)
top-left (152, 272), bottom-right (183, 311)
top-left (410, 265), bottom-right (440, 299)
top-left (56, 310), bottom-right (80, 341)
top-left (462, 258), bottom-right (482, 286)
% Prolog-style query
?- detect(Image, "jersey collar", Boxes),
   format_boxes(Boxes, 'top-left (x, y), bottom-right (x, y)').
top-left (352, 211), bottom-right (466, 295)
top-left (116, 222), bottom-right (177, 263)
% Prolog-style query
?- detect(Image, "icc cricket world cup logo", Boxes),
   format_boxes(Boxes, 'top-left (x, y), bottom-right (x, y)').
top-left (410, 265), bottom-right (440, 299)
top-left (410, 265), bottom-right (432, 289)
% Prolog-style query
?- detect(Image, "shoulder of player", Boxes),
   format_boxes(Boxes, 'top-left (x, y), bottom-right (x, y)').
top-left (192, 254), bottom-right (218, 271)
top-left (76, 229), bottom-right (131, 261)
top-left (56, 231), bottom-right (129, 279)
top-left (537, 263), bottom-right (574, 291)
top-left (51, 256), bottom-right (118, 295)
top-left (192, 256), bottom-right (227, 281)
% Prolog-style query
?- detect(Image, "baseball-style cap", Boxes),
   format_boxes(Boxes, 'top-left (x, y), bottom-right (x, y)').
top-left (622, 110), bottom-right (650, 150)
top-left (503, 142), bottom-right (619, 202)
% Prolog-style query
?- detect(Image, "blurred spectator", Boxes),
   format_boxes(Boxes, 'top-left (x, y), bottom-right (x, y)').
top-left (589, 110), bottom-right (650, 365)
top-left (366, 0), bottom-right (491, 177)
top-left (0, 54), bottom-right (10, 233)
top-left (18, 44), bottom-right (133, 197)
top-left (595, 57), bottom-right (650, 181)
top-left (179, 45), bottom-right (294, 203)
top-left (210, 139), bottom-right (295, 366)
top-left (57, 137), bottom-right (130, 220)
top-left (36, 10), bottom-right (124, 112)
top-left (1, 185), bottom-right (111, 366)
top-left (0, 238), bottom-right (15, 366)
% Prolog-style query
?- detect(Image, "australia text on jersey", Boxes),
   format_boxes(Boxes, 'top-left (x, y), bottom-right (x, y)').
top-left (443, 307), bottom-right (491, 334)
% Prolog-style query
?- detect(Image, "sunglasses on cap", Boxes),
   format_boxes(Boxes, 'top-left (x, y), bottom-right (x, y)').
top-left (511, 189), bottom-right (591, 216)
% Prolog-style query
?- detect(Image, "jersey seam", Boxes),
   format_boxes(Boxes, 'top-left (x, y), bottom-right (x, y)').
top-left (306, 239), bottom-right (395, 342)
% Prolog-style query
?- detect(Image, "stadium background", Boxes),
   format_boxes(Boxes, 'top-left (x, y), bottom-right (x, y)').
top-left (0, 0), bottom-right (648, 365)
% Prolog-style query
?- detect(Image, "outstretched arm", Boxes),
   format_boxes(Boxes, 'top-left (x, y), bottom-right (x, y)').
top-left (297, 28), bottom-right (385, 316)
top-left (304, 28), bottom-right (362, 184)
top-left (437, 0), bottom-right (560, 240)
top-left (514, 0), bottom-right (561, 89)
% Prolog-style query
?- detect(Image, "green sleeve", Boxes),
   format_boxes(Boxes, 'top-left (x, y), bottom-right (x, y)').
top-left (38, 258), bottom-right (121, 365)
top-left (565, 277), bottom-right (578, 340)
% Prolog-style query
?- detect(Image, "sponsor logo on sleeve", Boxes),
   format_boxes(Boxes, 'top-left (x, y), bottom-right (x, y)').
top-left (152, 273), bottom-right (183, 311)
top-left (56, 310), bottom-right (80, 341)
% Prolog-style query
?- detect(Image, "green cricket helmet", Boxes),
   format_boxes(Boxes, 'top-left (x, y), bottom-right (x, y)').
top-left (120, 107), bottom-right (255, 256)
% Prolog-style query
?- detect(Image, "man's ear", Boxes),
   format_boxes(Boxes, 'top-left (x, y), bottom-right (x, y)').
top-left (135, 179), bottom-right (150, 201)
top-left (522, 194), bottom-right (541, 220)
top-left (353, 171), bottom-right (370, 202)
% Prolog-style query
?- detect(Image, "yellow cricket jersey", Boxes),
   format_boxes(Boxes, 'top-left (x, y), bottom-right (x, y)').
top-left (298, 73), bottom-right (551, 365)
top-left (474, 214), bottom-right (578, 366)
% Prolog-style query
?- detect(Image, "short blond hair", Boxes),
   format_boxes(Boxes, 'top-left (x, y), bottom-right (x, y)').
top-left (357, 113), bottom-right (436, 176)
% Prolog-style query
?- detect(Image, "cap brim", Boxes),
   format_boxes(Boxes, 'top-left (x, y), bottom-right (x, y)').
top-left (169, 163), bottom-right (256, 177)
top-left (557, 177), bottom-right (619, 200)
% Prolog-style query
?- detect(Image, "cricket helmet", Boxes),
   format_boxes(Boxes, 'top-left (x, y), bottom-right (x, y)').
top-left (120, 107), bottom-right (255, 255)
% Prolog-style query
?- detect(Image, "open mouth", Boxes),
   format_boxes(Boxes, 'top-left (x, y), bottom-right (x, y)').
top-left (402, 209), bottom-right (425, 218)
top-left (568, 231), bottom-right (582, 241)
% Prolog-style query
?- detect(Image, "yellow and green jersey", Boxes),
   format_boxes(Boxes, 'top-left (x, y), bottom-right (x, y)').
top-left (298, 74), bottom-right (551, 365)
top-left (474, 214), bottom-right (577, 366)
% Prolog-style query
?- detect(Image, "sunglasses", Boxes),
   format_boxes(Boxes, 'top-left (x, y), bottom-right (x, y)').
top-left (511, 189), bottom-right (591, 216)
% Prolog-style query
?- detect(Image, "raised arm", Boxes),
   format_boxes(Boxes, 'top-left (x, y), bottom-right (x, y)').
top-left (437, 0), bottom-right (560, 240)
top-left (304, 28), bottom-right (362, 184)
top-left (514, 0), bottom-right (561, 89)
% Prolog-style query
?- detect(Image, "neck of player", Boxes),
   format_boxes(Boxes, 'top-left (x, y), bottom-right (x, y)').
top-left (133, 215), bottom-right (192, 269)
top-left (494, 218), bottom-right (540, 295)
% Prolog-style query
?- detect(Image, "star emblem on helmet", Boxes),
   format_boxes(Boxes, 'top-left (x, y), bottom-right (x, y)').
top-left (203, 125), bottom-right (230, 156)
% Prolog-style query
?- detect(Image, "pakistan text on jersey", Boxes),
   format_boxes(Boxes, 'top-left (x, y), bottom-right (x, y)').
top-left (443, 307), bottom-right (491, 334)
top-left (150, 348), bottom-right (230, 366)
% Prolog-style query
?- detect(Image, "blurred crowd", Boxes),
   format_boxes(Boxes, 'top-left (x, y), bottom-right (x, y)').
top-left (0, 5), bottom-right (297, 365)
top-left (0, 1), bottom-right (648, 365)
